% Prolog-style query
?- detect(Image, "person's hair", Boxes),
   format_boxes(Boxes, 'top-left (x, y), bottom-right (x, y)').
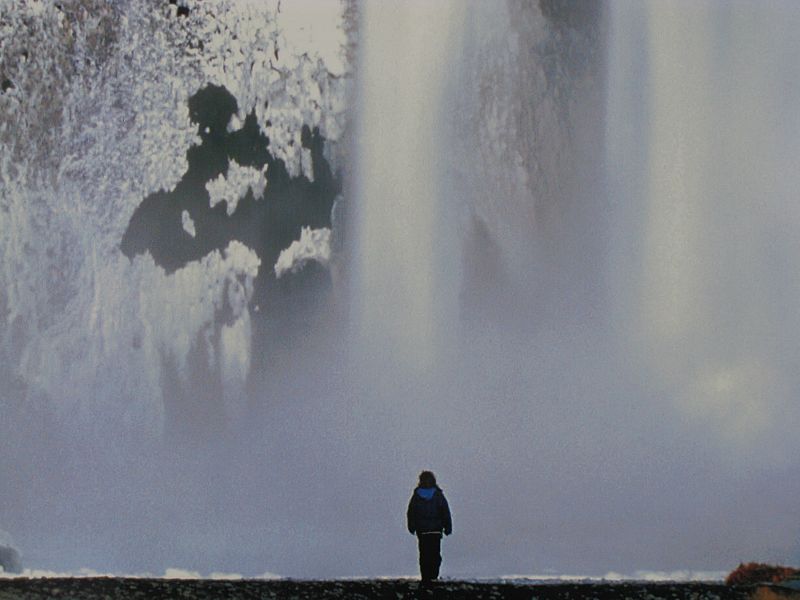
top-left (418, 470), bottom-right (437, 488)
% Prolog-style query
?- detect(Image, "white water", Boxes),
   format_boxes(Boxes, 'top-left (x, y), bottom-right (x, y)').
top-left (608, 0), bottom-right (800, 454)
top-left (345, 0), bottom-right (800, 576)
top-left (352, 0), bottom-right (465, 372)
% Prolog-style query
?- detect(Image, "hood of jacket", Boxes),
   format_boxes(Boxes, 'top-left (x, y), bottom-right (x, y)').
top-left (416, 486), bottom-right (437, 500)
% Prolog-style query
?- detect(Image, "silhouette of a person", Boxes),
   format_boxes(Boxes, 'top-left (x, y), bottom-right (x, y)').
top-left (406, 470), bottom-right (452, 582)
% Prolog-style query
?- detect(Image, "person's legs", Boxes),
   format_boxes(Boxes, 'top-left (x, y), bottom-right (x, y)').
top-left (417, 535), bottom-right (430, 581)
top-left (417, 534), bottom-right (442, 581)
top-left (429, 534), bottom-right (442, 579)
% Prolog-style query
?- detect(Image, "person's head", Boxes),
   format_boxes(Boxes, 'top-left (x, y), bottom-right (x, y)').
top-left (418, 470), bottom-right (437, 488)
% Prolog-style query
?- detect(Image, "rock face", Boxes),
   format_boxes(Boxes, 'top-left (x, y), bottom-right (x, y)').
top-left (0, 0), bottom-right (350, 436)
top-left (0, 545), bottom-right (21, 574)
top-left (0, 0), bottom-right (351, 571)
top-left (0, 579), bottom-right (755, 600)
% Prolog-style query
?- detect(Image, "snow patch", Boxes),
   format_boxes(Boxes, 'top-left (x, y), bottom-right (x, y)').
top-left (209, 572), bottom-right (244, 580)
top-left (184, 0), bottom-right (350, 177)
top-left (163, 568), bottom-right (203, 579)
top-left (274, 227), bottom-right (331, 278)
top-left (205, 162), bottom-right (268, 215)
top-left (0, 568), bottom-right (105, 579)
top-left (181, 210), bottom-right (196, 237)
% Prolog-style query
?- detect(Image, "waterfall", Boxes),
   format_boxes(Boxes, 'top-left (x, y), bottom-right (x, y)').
top-left (3, 0), bottom-right (800, 577)
top-left (608, 0), bottom-right (800, 451)
top-left (351, 0), bottom-right (465, 372)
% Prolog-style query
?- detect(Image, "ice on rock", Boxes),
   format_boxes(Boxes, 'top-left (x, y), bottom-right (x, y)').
top-left (0, 0), bottom-right (349, 430)
top-left (181, 210), bottom-right (196, 237)
top-left (138, 241), bottom-right (260, 376)
top-left (206, 162), bottom-right (268, 215)
top-left (274, 227), bottom-right (332, 278)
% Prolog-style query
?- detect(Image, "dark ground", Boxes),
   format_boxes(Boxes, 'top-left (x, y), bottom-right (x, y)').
top-left (0, 579), bottom-right (754, 600)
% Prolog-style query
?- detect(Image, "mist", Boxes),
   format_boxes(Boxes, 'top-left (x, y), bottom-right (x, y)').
top-left (1, 0), bottom-right (800, 580)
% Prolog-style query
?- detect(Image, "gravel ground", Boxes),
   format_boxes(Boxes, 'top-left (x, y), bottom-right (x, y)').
top-left (0, 579), bottom-right (753, 600)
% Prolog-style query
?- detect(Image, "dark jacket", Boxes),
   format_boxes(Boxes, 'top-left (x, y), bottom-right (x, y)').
top-left (407, 486), bottom-right (452, 536)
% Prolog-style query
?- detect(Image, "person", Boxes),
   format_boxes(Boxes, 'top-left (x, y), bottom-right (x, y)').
top-left (406, 471), bottom-right (452, 582)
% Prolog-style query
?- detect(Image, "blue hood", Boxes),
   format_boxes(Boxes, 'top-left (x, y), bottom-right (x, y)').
top-left (416, 487), bottom-right (436, 500)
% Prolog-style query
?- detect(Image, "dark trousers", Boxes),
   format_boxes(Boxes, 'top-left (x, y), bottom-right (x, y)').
top-left (417, 533), bottom-right (442, 581)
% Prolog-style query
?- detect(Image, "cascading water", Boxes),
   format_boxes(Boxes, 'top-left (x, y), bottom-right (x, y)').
top-left (602, 0), bottom-right (800, 566)
top-left (608, 1), bottom-right (800, 455)
top-left (0, 0), bottom-right (351, 576)
top-left (347, 0), bottom-right (800, 575)
top-left (1, 0), bottom-right (800, 580)
top-left (351, 0), bottom-right (465, 372)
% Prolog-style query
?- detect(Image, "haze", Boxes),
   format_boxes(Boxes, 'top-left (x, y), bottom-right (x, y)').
top-left (0, 0), bottom-right (799, 579)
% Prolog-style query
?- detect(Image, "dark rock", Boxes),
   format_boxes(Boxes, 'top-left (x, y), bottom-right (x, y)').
top-left (120, 83), bottom-right (340, 416)
top-left (538, 0), bottom-right (602, 33)
top-left (0, 579), bottom-right (756, 600)
top-left (0, 544), bottom-right (21, 573)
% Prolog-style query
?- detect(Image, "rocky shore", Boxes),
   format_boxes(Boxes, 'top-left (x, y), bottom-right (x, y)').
top-left (0, 579), bottom-right (753, 600)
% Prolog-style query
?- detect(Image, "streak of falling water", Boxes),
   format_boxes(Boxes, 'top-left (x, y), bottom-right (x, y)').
top-left (351, 0), bottom-right (465, 374)
top-left (608, 0), bottom-right (800, 453)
